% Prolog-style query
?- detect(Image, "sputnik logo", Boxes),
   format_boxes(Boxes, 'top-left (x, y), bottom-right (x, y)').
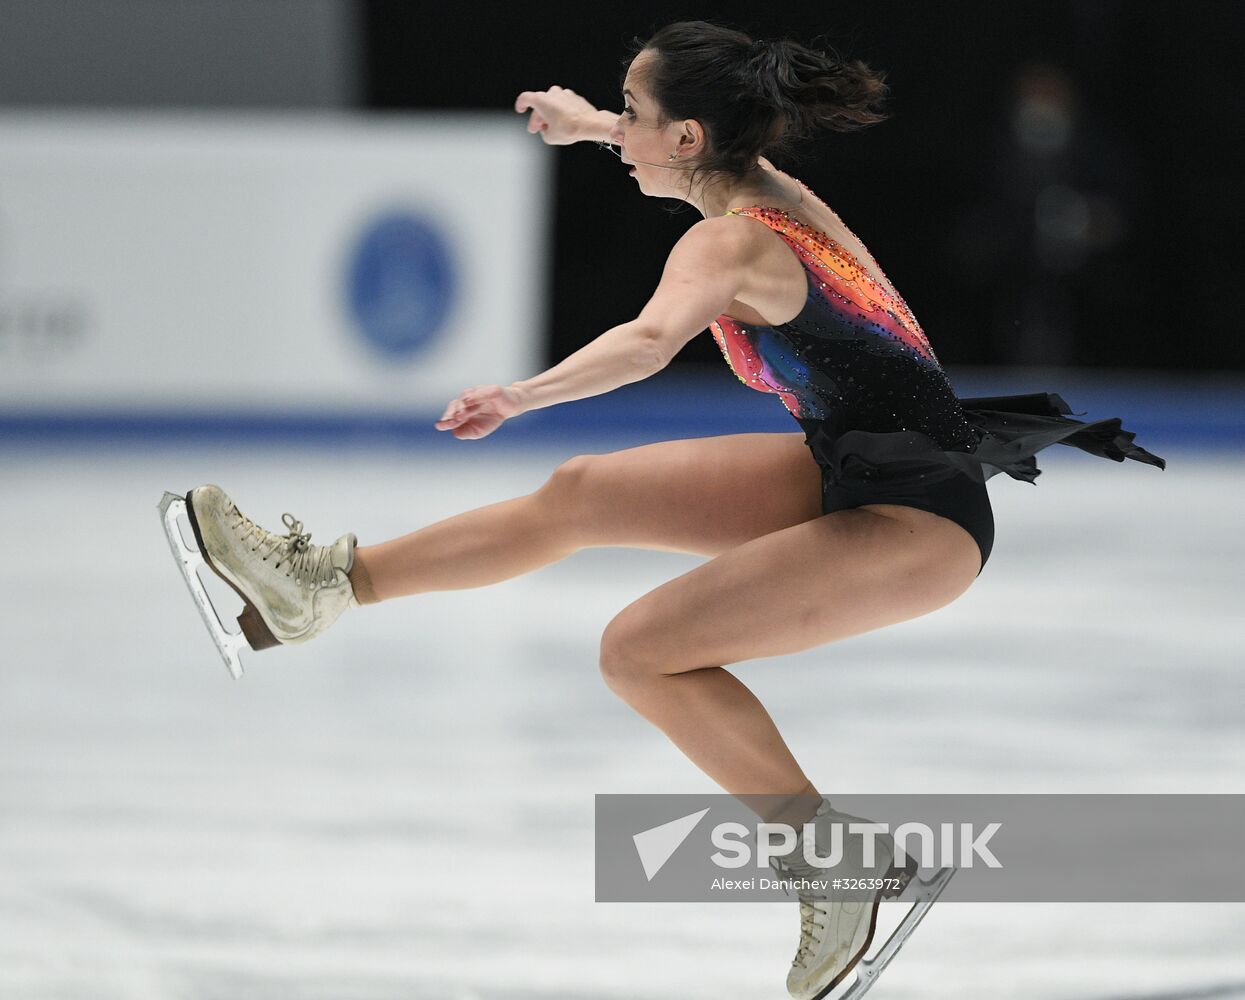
top-left (632, 808), bottom-right (711, 881)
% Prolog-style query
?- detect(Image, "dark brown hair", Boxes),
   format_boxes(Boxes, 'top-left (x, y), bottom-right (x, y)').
top-left (623, 20), bottom-right (891, 201)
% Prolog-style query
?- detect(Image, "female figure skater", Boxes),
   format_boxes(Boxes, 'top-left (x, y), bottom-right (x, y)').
top-left (172, 21), bottom-right (1164, 999)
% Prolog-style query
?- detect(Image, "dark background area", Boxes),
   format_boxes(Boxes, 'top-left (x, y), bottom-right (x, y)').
top-left (363, 0), bottom-right (1244, 373)
top-left (2, 1), bottom-right (1240, 374)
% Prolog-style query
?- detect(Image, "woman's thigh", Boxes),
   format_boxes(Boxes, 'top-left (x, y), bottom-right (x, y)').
top-left (544, 431), bottom-right (822, 556)
top-left (600, 504), bottom-right (982, 682)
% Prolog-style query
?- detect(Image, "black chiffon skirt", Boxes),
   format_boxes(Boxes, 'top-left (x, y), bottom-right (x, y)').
top-left (795, 392), bottom-right (1167, 576)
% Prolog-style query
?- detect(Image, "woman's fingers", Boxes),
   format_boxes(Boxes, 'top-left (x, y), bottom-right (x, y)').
top-left (436, 388), bottom-right (484, 429)
top-left (514, 88), bottom-right (587, 141)
top-left (440, 388), bottom-right (474, 418)
top-left (515, 91), bottom-right (547, 132)
top-left (436, 386), bottom-right (511, 436)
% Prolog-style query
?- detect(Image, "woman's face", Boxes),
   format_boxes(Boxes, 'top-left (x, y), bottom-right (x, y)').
top-left (610, 52), bottom-right (687, 197)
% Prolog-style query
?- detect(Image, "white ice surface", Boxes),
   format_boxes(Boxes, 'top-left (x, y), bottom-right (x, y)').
top-left (2, 441), bottom-right (1242, 1000)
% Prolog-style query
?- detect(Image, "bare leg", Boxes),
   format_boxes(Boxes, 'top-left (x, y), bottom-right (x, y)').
top-left (354, 489), bottom-right (578, 601)
top-left (601, 505), bottom-right (982, 823)
top-left (625, 662), bottom-right (824, 826)
top-left (352, 432), bottom-right (822, 602)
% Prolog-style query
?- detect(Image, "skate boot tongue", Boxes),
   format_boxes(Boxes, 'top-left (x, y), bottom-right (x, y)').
top-left (770, 797), bottom-right (835, 884)
top-left (330, 533), bottom-right (357, 574)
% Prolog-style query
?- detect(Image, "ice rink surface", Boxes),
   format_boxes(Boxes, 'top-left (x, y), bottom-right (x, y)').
top-left (3, 438), bottom-right (1243, 1000)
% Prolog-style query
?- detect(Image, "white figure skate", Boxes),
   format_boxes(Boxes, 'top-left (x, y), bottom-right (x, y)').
top-left (770, 798), bottom-right (955, 1000)
top-left (158, 484), bottom-right (358, 678)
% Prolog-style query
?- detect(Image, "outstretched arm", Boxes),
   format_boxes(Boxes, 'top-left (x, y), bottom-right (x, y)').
top-left (436, 217), bottom-right (753, 439)
top-left (515, 85), bottom-right (620, 145)
top-left (573, 109), bottom-right (624, 143)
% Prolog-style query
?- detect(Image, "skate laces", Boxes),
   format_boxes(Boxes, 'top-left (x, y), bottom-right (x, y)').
top-left (229, 506), bottom-right (339, 587)
top-left (770, 852), bottom-right (829, 969)
top-left (276, 514), bottom-right (339, 587)
top-left (280, 513), bottom-right (312, 551)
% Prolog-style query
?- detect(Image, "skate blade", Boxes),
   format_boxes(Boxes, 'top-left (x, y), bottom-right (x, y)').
top-left (158, 491), bottom-right (247, 679)
top-left (826, 867), bottom-right (956, 1000)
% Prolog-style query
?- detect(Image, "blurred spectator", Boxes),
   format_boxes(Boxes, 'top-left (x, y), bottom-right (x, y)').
top-left (949, 61), bottom-right (1146, 366)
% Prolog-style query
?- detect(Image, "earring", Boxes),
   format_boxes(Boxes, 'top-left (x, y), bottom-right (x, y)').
top-left (668, 153), bottom-right (677, 161)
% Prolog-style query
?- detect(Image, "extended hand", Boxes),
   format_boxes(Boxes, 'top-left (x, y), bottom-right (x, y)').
top-left (514, 85), bottom-right (598, 145)
top-left (435, 384), bottom-right (525, 440)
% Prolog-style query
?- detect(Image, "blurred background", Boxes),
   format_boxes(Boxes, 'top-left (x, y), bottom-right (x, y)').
top-left (2, 2), bottom-right (1242, 999)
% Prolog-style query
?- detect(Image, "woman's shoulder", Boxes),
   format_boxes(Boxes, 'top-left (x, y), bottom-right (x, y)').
top-left (666, 214), bottom-right (764, 276)
top-left (695, 212), bottom-right (781, 268)
top-left (687, 209), bottom-right (768, 241)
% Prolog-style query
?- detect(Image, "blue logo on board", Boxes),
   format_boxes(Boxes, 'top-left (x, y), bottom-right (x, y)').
top-left (346, 211), bottom-right (456, 359)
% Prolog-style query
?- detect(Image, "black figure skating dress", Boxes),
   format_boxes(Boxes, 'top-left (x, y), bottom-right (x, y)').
top-left (710, 186), bottom-right (1166, 575)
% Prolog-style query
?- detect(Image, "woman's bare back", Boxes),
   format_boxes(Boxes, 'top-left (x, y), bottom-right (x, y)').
top-left (723, 159), bottom-right (907, 327)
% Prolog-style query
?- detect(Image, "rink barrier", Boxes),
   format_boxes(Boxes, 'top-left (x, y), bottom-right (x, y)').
top-left (0, 371), bottom-right (1241, 449)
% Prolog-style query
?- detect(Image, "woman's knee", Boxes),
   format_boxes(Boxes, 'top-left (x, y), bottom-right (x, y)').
top-left (537, 454), bottom-right (597, 509)
top-left (598, 609), bottom-right (658, 694)
top-left (535, 453), bottom-right (617, 539)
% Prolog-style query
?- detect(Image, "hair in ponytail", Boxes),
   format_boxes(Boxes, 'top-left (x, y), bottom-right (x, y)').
top-left (623, 20), bottom-right (891, 201)
top-left (749, 37), bottom-right (891, 135)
